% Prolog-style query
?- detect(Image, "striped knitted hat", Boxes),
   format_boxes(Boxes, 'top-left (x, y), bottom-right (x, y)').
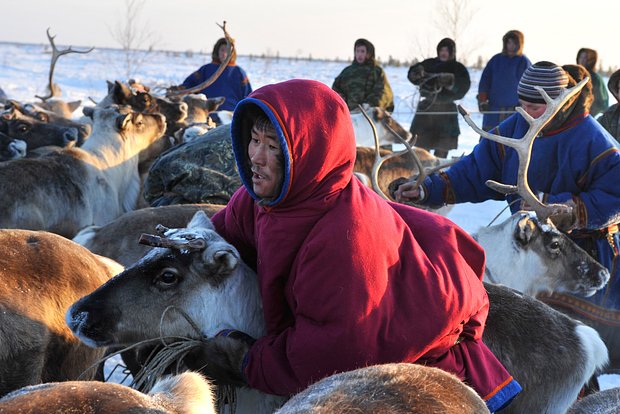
top-left (517, 61), bottom-right (569, 103)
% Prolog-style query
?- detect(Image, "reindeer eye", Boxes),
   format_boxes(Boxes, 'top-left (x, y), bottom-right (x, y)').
top-left (157, 268), bottom-right (179, 287)
top-left (16, 123), bottom-right (29, 133)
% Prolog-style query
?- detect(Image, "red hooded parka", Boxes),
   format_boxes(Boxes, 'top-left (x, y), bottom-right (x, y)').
top-left (211, 79), bottom-right (520, 411)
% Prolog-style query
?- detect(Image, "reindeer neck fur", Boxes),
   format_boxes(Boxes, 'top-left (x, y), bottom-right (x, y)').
top-left (475, 215), bottom-right (547, 296)
top-left (78, 112), bottom-right (161, 213)
top-left (184, 260), bottom-right (265, 340)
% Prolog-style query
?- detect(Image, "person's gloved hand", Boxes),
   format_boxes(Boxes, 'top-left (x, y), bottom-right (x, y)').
top-left (182, 330), bottom-right (254, 387)
top-left (477, 93), bottom-right (489, 112)
top-left (437, 73), bottom-right (455, 88)
top-left (389, 177), bottom-right (425, 204)
top-left (549, 201), bottom-right (578, 232)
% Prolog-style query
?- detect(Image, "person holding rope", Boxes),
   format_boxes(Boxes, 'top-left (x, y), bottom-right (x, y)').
top-left (394, 61), bottom-right (620, 316)
top-left (408, 38), bottom-right (470, 158)
top-left (181, 79), bottom-right (521, 412)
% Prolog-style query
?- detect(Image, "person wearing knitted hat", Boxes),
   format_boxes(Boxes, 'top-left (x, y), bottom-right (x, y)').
top-left (332, 38), bottom-right (394, 112)
top-left (577, 48), bottom-right (609, 117)
top-left (477, 30), bottom-right (531, 131)
top-left (407, 38), bottom-right (471, 158)
top-left (394, 61), bottom-right (620, 312)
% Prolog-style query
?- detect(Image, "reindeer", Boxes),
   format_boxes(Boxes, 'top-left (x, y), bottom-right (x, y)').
top-left (0, 105), bottom-right (166, 238)
top-left (0, 132), bottom-right (26, 161)
top-left (276, 363), bottom-right (489, 413)
top-left (73, 204), bottom-right (224, 267)
top-left (567, 386), bottom-right (620, 413)
top-left (0, 372), bottom-right (216, 414)
top-left (67, 211), bottom-right (607, 414)
top-left (0, 229), bottom-right (122, 397)
top-left (1, 101), bottom-right (91, 150)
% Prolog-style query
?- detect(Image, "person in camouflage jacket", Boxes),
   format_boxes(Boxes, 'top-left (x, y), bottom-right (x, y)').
top-left (598, 69), bottom-right (620, 142)
top-left (332, 38), bottom-right (394, 112)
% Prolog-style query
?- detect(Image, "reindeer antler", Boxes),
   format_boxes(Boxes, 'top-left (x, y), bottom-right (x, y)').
top-left (139, 233), bottom-right (206, 252)
top-left (167, 21), bottom-right (234, 98)
top-left (36, 28), bottom-right (94, 102)
top-left (457, 77), bottom-right (589, 221)
top-left (358, 105), bottom-right (456, 201)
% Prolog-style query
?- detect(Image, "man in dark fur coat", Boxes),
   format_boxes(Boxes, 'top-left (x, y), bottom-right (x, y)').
top-left (408, 38), bottom-right (470, 158)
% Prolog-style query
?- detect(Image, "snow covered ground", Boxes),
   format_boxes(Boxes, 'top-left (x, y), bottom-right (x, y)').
top-left (0, 42), bottom-right (617, 390)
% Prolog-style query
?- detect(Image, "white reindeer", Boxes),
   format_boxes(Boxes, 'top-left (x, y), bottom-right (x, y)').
top-left (0, 105), bottom-right (166, 238)
top-left (67, 211), bottom-right (607, 414)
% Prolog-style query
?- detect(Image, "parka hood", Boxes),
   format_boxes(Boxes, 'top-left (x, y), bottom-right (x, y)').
top-left (576, 48), bottom-right (598, 72)
top-left (353, 38), bottom-right (376, 64)
top-left (436, 38), bottom-right (456, 61)
top-left (211, 37), bottom-right (237, 65)
top-left (609, 69), bottom-right (620, 103)
top-left (502, 30), bottom-right (524, 56)
top-left (231, 79), bottom-right (356, 210)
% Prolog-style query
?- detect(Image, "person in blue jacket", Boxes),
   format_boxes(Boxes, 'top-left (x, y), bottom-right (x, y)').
top-left (393, 61), bottom-right (620, 315)
top-left (179, 38), bottom-right (252, 112)
top-left (477, 30), bottom-right (531, 131)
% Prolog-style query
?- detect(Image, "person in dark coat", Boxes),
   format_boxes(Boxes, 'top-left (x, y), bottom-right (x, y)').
top-left (181, 79), bottom-right (521, 412)
top-left (577, 47), bottom-right (609, 117)
top-left (408, 38), bottom-right (470, 158)
top-left (598, 68), bottom-right (620, 141)
top-left (394, 61), bottom-right (620, 315)
top-left (332, 38), bottom-right (394, 112)
top-left (477, 30), bottom-right (531, 131)
top-left (178, 38), bottom-right (252, 112)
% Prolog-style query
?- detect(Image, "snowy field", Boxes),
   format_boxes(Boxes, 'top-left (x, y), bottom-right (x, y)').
top-left (0, 42), bottom-right (617, 390)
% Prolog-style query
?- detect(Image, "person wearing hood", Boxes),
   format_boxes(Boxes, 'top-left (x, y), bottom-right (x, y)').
top-left (408, 38), bottom-right (471, 158)
top-left (332, 38), bottom-right (394, 112)
top-left (394, 61), bottom-right (620, 315)
top-left (477, 30), bottom-right (531, 131)
top-left (181, 79), bottom-right (521, 412)
top-left (598, 68), bottom-right (620, 141)
top-left (577, 48), bottom-right (609, 117)
top-left (178, 37), bottom-right (252, 112)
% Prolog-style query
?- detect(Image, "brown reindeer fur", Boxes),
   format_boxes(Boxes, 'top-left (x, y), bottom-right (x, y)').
top-left (276, 363), bottom-right (489, 413)
top-left (0, 229), bottom-right (121, 397)
top-left (354, 146), bottom-right (441, 196)
top-left (74, 204), bottom-right (224, 267)
top-left (0, 372), bottom-right (216, 414)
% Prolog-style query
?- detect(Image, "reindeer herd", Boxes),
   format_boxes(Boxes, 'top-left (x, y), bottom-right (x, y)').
top-left (0, 27), bottom-right (618, 413)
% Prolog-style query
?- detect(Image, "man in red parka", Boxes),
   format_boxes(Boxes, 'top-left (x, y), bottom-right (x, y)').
top-left (185, 79), bottom-right (521, 412)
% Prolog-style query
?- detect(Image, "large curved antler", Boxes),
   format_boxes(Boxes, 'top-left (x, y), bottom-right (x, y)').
top-left (357, 105), bottom-right (454, 200)
top-left (36, 28), bottom-right (95, 101)
top-left (167, 22), bottom-right (234, 98)
top-left (457, 78), bottom-right (589, 221)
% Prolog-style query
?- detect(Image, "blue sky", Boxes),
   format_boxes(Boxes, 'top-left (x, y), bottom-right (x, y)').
top-left (2, 0), bottom-right (619, 69)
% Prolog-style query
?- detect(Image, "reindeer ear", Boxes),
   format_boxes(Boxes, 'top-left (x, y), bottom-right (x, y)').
top-left (188, 210), bottom-right (215, 230)
top-left (67, 101), bottom-right (82, 113)
top-left (82, 106), bottom-right (94, 119)
top-left (515, 215), bottom-right (537, 245)
top-left (206, 96), bottom-right (226, 111)
top-left (115, 113), bottom-right (132, 131)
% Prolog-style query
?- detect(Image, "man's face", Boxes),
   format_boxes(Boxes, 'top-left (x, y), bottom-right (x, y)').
top-left (248, 123), bottom-right (283, 199)
top-left (218, 44), bottom-right (228, 62)
top-left (438, 47), bottom-right (450, 61)
top-left (577, 52), bottom-right (588, 66)
top-left (519, 99), bottom-right (547, 118)
top-left (355, 46), bottom-right (368, 64)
